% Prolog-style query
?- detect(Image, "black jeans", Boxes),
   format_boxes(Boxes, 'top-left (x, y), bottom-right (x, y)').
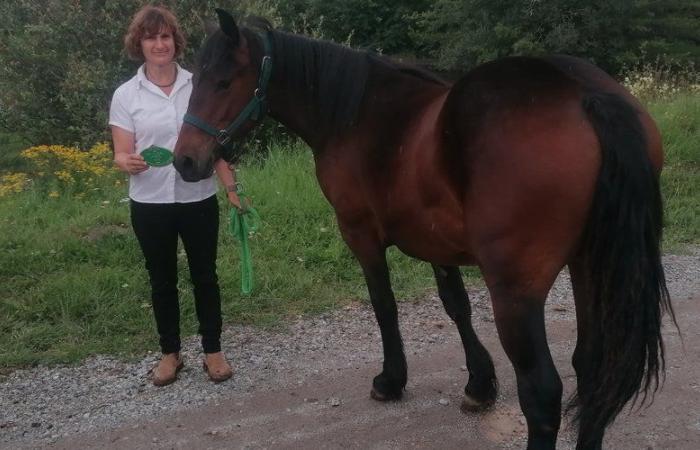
top-left (130, 195), bottom-right (222, 354)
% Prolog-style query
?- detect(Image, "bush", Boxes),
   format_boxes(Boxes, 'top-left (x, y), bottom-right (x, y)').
top-left (0, 0), bottom-right (280, 148)
top-left (0, 142), bottom-right (119, 199)
top-left (412, 0), bottom-right (700, 73)
top-left (1, 0), bottom-right (697, 148)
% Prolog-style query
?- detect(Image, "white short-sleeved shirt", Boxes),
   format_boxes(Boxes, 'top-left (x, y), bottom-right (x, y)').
top-left (109, 63), bottom-right (217, 204)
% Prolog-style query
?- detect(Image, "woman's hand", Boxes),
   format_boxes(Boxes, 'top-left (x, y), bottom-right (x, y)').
top-left (114, 152), bottom-right (148, 175)
top-left (111, 126), bottom-right (146, 175)
top-left (227, 190), bottom-right (243, 210)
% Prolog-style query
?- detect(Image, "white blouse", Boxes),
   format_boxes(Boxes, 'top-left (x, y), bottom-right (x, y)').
top-left (109, 63), bottom-right (217, 204)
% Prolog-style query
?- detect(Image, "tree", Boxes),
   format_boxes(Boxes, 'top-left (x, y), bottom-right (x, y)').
top-left (0, 0), bottom-right (278, 147)
top-left (273, 0), bottom-right (430, 54)
top-left (412, 0), bottom-right (700, 74)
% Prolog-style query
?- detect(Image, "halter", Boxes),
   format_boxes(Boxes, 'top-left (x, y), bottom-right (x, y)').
top-left (183, 32), bottom-right (273, 163)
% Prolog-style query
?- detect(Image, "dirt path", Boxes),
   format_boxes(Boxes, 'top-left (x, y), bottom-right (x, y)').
top-left (45, 293), bottom-right (699, 450)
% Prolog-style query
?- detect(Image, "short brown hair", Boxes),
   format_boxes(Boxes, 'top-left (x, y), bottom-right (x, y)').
top-left (123, 5), bottom-right (186, 61)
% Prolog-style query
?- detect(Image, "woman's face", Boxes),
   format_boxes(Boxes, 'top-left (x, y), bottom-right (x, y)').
top-left (141, 28), bottom-right (175, 66)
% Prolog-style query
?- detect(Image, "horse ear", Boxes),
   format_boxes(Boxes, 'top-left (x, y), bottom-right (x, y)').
top-left (215, 8), bottom-right (240, 46)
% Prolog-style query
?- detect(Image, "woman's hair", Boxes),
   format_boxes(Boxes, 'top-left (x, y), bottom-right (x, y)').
top-left (123, 5), bottom-right (186, 61)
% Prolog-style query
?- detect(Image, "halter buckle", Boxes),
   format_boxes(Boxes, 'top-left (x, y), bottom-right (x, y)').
top-left (217, 129), bottom-right (232, 146)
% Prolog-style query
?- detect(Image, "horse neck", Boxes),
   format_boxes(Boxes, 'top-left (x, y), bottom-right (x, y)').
top-left (265, 31), bottom-right (448, 152)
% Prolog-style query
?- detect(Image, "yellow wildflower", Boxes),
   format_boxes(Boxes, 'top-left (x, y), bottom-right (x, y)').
top-left (0, 172), bottom-right (30, 197)
top-left (18, 142), bottom-right (118, 196)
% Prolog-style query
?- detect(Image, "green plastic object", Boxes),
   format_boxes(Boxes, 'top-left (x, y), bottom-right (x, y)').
top-left (229, 186), bottom-right (260, 295)
top-left (141, 146), bottom-right (173, 167)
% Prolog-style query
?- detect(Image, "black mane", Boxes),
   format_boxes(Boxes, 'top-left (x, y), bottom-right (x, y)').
top-left (267, 30), bottom-right (370, 132)
top-left (207, 16), bottom-right (447, 133)
top-left (267, 30), bottom-right (450, 133)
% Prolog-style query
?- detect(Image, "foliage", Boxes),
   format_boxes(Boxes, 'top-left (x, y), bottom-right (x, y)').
top-left (0, 172), bottom-right (30, 197)
top-left (623, 59), bottom-right (700, 101)
top-left (272, 0), bottom-right (430, 54)
top-left (413, 0), bottom-right (700, 73)
top-left (0, 142), bottom-right (118, 198)
top-left (0, 0), bottom-right (277, 147)
top-left (1, 0), bottom-right (697, 147)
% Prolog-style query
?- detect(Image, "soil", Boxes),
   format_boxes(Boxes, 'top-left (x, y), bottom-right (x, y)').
top-left (41, 292), bottom-right (699, 450)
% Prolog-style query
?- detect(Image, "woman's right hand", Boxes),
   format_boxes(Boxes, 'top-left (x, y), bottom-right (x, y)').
top-left (114, 152), bottom-right (148, 175)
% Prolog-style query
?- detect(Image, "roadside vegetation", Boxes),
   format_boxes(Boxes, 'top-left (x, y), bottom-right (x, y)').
top-left (1, 77), bottom-right (697, 368)
top-left (0, 0), bottom-right (697, 368)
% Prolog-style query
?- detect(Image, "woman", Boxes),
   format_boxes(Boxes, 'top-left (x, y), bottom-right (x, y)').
top-left (110, 5), bottom-right (237, 386)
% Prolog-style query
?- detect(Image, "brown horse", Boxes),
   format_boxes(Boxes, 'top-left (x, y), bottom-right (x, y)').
top-left (174, 9), bottom-right (675, 450)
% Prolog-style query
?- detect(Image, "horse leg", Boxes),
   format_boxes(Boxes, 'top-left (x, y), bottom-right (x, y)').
top-left (485, 270), bottom-right (562, 450)
top-left (568, 260), bottom-right (603, 450)
top-left (340, 223), bottom-right (407, 400)
top-left (432, 264), bottom-right (497, 411)
top-left (360, 254), bottom-right (407, 400)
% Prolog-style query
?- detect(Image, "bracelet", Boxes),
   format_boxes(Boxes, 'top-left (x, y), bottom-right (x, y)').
top-left (226, 184), bottom-right (237, 192)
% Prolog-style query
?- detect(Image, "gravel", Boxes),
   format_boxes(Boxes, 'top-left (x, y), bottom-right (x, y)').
top-left (1, 250), bottom-right (697, 448)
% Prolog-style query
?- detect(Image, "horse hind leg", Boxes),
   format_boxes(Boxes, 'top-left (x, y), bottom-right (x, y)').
top-left (432, 264), bottom-right (497, 411)
top-left (567, 260), bottom-right (604, 450)
top-left (483, 262), bottom-right (563, 450)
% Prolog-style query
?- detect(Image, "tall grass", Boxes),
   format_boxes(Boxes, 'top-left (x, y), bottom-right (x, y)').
top-left (649, 95), bottom-right (700, 250)
top-left (0, 141), bottom-right (441, 367)
top-left (0, 86), bottom-right (697, 369)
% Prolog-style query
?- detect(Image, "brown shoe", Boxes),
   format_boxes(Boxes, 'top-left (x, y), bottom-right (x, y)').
top-left (203, 352), bottom-right (233, 383)
top-left (152, 353), bottom-right (184, 387)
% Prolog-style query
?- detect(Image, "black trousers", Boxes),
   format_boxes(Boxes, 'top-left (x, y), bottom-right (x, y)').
top-left (130, 195), bottom-right (222, 354)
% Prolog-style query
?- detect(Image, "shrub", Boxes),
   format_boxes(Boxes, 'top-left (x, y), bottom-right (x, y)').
top-left (0, 142), bottom-right (119, 198)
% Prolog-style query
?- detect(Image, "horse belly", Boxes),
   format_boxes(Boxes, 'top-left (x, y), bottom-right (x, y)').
top-left (387, 208), bottom-right (477, 266)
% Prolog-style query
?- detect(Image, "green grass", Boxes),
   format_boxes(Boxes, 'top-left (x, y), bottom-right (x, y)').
top-left (648, 93), bottom-right (700, 249)
top-left (0, 89), bottom-right (697, 369)
top-left (0, 142), bottom-right (444, 367)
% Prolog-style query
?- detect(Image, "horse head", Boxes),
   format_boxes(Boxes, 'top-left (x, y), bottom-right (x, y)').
top-left (174, 9), bottom-right (269, 181)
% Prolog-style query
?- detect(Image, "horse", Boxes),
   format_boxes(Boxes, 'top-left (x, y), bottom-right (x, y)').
top-left (173, 9), bottom-right (675, 450)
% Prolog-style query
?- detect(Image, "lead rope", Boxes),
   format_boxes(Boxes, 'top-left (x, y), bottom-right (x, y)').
top-left (229, 183), bottom-right (260, 295)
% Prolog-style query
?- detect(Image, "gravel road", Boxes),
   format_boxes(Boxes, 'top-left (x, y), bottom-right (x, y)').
top-left (1, 250), bottom-right (698, 449)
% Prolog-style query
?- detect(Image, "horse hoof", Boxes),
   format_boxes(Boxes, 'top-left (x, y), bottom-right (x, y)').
top-left (460, 393), bottom-right (495, 413)
top-left (370, 387), bottom-right (402, 401)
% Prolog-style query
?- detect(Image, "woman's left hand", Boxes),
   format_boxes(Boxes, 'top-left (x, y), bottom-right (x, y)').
top-left (227, 190), bottom-right (243, 210)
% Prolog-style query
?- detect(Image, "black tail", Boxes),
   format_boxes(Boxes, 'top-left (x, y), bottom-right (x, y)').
top-left (569, 92), bottom-right (676, 443)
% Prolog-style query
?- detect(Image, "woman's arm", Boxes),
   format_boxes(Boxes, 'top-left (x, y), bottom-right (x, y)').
top-left (111, 126), bottom-right (147, 175)
top-left (214, 158), bottom-right (242, 209)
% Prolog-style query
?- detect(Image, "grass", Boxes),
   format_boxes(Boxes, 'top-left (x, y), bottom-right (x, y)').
top-left (0, 89), bottom-right (697, 369)
top-left (0, 141), bottom-right (443, 367)
top-left (648, 94), bottom-right (700, 250)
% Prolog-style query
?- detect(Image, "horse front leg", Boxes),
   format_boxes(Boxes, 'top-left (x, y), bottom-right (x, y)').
top-left (364, 254), bottom-right (407, 400)
top-left (340, 224), bottom-right (407, 401)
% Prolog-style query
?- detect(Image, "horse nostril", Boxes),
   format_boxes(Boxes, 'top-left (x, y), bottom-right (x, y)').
top-left (181, 156), bottom-right (194, 171)
top-left (174, 155), bottom-right (198, 182)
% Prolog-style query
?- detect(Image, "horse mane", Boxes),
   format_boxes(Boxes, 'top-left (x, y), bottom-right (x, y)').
top-left (368, 55), bottom-right (448, 87)
top-left (241, 16), bottom-right (446, 133)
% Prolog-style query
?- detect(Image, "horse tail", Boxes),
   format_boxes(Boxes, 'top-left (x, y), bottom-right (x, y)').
top-left (569, 91), bottom-right (676, 441)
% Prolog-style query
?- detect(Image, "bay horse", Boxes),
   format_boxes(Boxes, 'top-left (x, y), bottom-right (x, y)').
top-left (174, 9), bottom-right (675, 450)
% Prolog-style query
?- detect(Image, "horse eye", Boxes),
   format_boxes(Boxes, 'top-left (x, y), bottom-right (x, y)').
top-left (216, 80), bottom-right (231, 90)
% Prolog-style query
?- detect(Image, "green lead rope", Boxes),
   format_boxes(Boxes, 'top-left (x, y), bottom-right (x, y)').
top-left (229, 185), bottom-right (260, 295)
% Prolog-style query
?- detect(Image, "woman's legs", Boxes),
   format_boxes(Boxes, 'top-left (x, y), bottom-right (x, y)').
top-left (130, 200), bottom-right (181, 354)
top-left (177, 195), bottom-right (223, 354)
